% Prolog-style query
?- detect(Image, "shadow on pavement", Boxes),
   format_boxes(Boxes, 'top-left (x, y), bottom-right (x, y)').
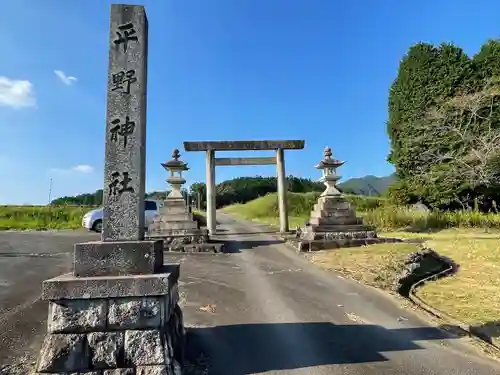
top-left (441, 321), bottom-right (500, 347)
top-left (218, 239), bottom-right (285, 253)
top-left (216, 231), bottom-right (277, 236)
top-left (185, 322), bottom-right (456, 374)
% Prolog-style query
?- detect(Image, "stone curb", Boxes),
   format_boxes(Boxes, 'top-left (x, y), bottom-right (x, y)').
top-left (408, 269), bottom-right (500, 350)
top-left (409, 279), bottom-right (500, 351)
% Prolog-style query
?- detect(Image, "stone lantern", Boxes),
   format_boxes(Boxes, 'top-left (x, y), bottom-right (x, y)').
top-left (146, 148), bottom-right (214, 252)
top-left (315, 147), bottom-right (345, 197)
top-left (161, 148), bottom-right (188, 200)
top-left (292, 146), bottom-right (399, 251)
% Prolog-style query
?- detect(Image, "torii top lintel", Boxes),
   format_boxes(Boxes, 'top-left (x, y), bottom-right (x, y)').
top-left (183, 140), bottom-right (305, 152)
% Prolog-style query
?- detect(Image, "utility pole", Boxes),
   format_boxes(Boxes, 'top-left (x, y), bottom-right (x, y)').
top-left (48, 177), bottom-right (53, 205)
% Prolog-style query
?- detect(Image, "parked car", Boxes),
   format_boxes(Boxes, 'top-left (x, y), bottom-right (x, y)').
top-left (82, 200), bottom-right (162, 232)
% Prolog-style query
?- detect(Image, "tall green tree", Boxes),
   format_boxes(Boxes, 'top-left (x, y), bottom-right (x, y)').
top-left (388, 42), bottom-right (474, 177)
top-left (387, 39), bottom-right (500, 209)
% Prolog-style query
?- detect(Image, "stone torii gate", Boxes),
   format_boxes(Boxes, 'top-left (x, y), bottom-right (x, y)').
top-left (183, 140), bottom-right (305, 235)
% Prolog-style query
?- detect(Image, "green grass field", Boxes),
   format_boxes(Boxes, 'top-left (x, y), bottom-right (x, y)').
top-left (222, 192), bottom-right (500, 231)
top-left (222, 192), bottom-right (500, 344)
top-left (0, 205), bottom-right (93, 230)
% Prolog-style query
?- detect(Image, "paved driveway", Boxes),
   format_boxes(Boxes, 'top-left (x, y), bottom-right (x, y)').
top-left (0, 230), bottom-right (99, 371)
top-left (170, 213), bottom-right (500, 375)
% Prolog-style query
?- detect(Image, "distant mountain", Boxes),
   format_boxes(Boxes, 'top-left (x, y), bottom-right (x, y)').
top-left (338, 174), bottom-right (396, 196)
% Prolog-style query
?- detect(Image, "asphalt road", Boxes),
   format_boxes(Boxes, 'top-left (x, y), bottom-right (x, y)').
top-left (0, 230), bottom-right (99, 372)
top-left (1, 218), bottom-right (500, 375)
top-left (171, 213), bottom-right (500, 375)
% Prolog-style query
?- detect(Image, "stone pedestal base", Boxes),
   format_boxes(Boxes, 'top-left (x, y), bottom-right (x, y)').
top-left (147, 197), bottom-right (219, 253)
top-left (147, 228), bottom-right (213, 252)
top-left (294, 194), bottom-right (403, 251)
top-left (289, 236), bottom-right (403, 252)
top-left (147, 236), bottom-right (225, 253)
top-left (34, 270), bottom-right (185, 375)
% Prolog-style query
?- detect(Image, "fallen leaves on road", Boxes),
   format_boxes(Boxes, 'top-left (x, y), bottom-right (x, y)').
top-left (346, 312), bottom-right (367, 324)
top-left (199, 304), bottom-right (217, 313)
top-left (267, 268), bottom-right (302, 275)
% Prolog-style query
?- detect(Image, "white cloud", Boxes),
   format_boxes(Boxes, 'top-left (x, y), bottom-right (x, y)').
top-left (0, 76), bottom-right (36, 109)
top-left (50, 164), bottom-right (94, 174)
top-left (72, 164), bottom-right (93, 173)
top-left (54, 70), bottom-right (78, 86)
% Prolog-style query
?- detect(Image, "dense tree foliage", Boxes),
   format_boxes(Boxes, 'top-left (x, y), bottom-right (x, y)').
top-left (387, 39), bottom-right (500, 210)
top-left (51, 190), bottom-right (104, 206)
top-left (50, 189), bottom-right (178, 205)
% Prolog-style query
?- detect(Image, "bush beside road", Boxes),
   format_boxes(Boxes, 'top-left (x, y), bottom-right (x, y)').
top-left (223, 192), bottom-right (500, 347)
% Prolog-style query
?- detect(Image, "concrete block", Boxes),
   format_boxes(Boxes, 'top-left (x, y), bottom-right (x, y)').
top-left (42, 272), bottom-right (178, 300)
top-left (73, 240), bottom-right (164, 277)
top-left (124, 330), bottom-right (167, 366)
top-left (108, 296), bottom-right (166, 329)
top-left (136, 365), bottom-right (171, 375)
top-left (36, 333), bottom-right (88, 373)
top-left (88, 332), bottom-right (124, 369)
top-left (104, 370), bottom-right (134, 375)
top-left (48, 299), bottom-right (107, 333)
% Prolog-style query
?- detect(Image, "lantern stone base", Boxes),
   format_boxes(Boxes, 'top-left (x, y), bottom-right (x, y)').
top-left (294, 194), bottom-right (401, 252)
top-left (147, 230), bottom-right (224, 253)
top-left (148, 197), bottom-right (226, 253)
top-left (289, 236), bottom-right (403, 252)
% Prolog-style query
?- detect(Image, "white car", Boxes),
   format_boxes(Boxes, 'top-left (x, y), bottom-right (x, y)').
top-left (82, 200), bottom-right (162, 232)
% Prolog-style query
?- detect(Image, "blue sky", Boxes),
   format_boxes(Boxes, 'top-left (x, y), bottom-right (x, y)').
top-left (0, 0), bottom-right (498, 204)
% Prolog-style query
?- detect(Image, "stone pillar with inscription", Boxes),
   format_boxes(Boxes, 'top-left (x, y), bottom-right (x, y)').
top-left (33, 5), bottom-right (185, 375)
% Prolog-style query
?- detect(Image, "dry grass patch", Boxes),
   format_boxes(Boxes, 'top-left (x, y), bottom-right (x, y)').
top-left (310, 242), bottom-right (419, 290)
